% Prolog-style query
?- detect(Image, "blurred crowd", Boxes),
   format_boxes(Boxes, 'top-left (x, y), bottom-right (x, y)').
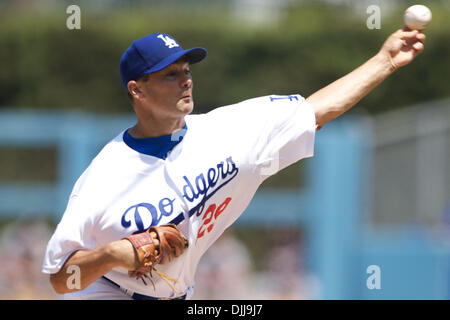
top-left (0, 220), bottom-right (58, 299)
top-left (192, 230), bottom-right (320, 300)
top-left (0, 220), bottom-right (318, 300)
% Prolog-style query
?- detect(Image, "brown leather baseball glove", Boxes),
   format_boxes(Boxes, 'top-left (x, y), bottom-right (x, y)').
top-left (123, 224), bottom-right (188, 292)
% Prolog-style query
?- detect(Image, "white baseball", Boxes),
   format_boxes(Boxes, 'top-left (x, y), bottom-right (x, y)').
top-left (404, 5), bottom-right (432, 30)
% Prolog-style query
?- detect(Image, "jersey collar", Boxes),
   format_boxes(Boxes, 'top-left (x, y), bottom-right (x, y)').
top-left (123, 124), bottom-right (187, 160)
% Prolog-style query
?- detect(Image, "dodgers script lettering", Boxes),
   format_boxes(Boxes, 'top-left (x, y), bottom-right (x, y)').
top-left (121, 156), bottom-right (239, 232)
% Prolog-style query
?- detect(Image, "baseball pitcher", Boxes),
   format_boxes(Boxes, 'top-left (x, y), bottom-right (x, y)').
top-left (42, 28), bottom-right (425, 299)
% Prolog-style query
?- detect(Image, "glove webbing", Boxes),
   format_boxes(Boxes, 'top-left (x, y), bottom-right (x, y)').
top-left (141, 269), bottom-right (181, 295)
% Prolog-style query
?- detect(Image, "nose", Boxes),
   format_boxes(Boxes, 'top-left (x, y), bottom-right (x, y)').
top-left (180, 73), bottom-right (192, 89)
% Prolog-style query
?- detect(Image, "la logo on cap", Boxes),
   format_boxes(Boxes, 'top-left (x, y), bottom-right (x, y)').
top-left (119, 32), bottom-right (207, 88)
top-left (157, 34), bottom-right (179, 49)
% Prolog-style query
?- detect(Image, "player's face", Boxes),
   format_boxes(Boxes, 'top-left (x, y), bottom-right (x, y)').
top-left (138, 59), bottom-right (194, 118)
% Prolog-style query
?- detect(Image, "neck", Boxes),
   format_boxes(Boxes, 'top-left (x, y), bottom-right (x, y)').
top-left (128, 115), bottom-right (186, 139)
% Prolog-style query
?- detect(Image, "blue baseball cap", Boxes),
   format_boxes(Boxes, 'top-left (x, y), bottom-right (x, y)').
top-left (120, 33), bottom-right (207, 88)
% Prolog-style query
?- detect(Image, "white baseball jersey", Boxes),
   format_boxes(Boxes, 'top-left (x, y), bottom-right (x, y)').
top-left (42, 94), bottom-right (316, 299)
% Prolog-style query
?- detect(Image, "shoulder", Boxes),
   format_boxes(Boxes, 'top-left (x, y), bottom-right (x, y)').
top-left (199, 94), bottom-right (307, 116)
top-left (187, 94), bottom-right (307, 124)
top-left (70, 131), bottom-right (137, 196)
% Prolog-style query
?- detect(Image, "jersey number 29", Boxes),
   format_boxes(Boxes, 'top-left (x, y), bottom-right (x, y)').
top-left (197, 197), bottom-right (232, 239)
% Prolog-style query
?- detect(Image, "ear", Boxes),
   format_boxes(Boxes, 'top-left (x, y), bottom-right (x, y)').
top-left (127, 81), bottom-right (143, 100)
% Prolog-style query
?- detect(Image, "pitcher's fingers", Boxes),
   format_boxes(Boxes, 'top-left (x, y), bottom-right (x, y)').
top-left (398, 29), bottom-right (419, 40)
top-left (416, 32), bottom-right (426, 43)
top-left (413, 41), bottom-right (424, 52)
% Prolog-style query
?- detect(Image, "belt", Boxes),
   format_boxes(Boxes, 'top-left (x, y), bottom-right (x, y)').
top-left (102, 276), bottom-right (186, 300)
